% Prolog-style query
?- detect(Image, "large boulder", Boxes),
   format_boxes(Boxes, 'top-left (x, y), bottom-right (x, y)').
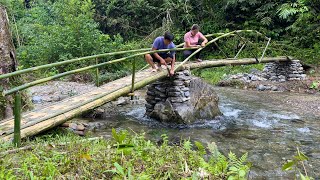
top-left (146, 73), bottom-right (221, 124)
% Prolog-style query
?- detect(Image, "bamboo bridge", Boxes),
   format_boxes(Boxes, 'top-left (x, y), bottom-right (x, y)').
top-left (0, 30), bottom-right (291, 145)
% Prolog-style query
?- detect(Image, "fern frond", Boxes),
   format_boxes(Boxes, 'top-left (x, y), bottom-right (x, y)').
top-left (261, 16), bottom-right (272, 26)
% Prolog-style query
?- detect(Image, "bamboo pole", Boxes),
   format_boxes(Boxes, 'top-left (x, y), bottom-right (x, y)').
top-left (184, 56), bottom-right (290, 70)
top-left (130, 59), bottom-right (136, 100)
top-left (233, 32), bottom-right (260, 61)
top-left (234, 43), bottom-right (246, 59)
top-left (0, 48), bottom-right (152, 80)
top-left (214, 42), bottom-right (229, 58)
top-left (13, 92), bottom-right (21, 147)
top-left (3, 47), bottom-right (200, 96)
top-left (259, 38), bottom-right (271, 62)
top-left (95, 58), bottom-right (100, 87)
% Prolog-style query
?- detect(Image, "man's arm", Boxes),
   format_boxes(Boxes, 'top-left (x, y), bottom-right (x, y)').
top-left (171, 54), bottom-right (175, 70)
top-left (185, 41), bottom-right (200, 47)
top-left (200, 33), bottom-right (208, 46)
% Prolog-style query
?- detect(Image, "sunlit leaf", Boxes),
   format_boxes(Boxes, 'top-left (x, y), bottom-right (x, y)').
top-left (114, 162), bottom-right (125, 176)
top-left (282, 160), bottom-right (295, 171)
top-left (80, 154), bottom-right (92, 161)
top-left (239, 170), bottom-right (246, 177)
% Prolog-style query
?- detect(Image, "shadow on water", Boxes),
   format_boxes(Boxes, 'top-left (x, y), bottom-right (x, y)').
top-left (86, 87), bottom-right (320, 179)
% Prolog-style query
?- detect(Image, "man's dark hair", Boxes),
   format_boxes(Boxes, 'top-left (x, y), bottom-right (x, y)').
top-left (191, 24), bottom-right (200, 30)
top-left (164, 31), bottom-right (174, 41)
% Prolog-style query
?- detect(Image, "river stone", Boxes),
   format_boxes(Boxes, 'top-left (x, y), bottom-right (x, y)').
top-left (271, 86), bottom-right (278, 91)
top-left (250, 75), bottom-right (258, 81)
top-left (184, 80), bottom-right (191, 86)
top-left (168, 92), bottom-right (182, 97)
top-left (32, 96), bottom-right (42, 104)
top-left (69, 123), bottom-right (78, 130)
top-left (77, 124), bottom-right (85, 131)
top-left (183, 70), bottom-right (191, 76)
top-left (181, 87), bottom-right (189, 92)
top-left (154, 86), bottom-right (166, 93)
top-left (145, 103), bottom-right (154, 109)
top-left (173, 80), bottom-right (184, 86)
top-left (167, 87), bottom-right (181, 92)
top-left (147, 91), bottom-right (155, 96)
top-left (257, 84), bottom-right (266, 91)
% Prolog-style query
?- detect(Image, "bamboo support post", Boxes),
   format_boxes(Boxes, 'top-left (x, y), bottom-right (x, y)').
top-left (259, 38), bottom-right (271, 62)
top-left (234, 33), bottom-right (259, 62)
top-left (234, 43), bottom-right (246, 59)
top-left (95, 58), bottom-right (100, 86)
top-left (130, 59), bottom-right (136, 100)
top-left (13, 92), bottom-right (21, 147)
top-left (214, 42), bottom-right (229, 59)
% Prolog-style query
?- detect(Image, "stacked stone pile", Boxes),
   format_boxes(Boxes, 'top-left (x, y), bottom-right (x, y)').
top-left (262, 60), bottom-right (306, 82)
top-left (145, 70), bottom-right (191, 116)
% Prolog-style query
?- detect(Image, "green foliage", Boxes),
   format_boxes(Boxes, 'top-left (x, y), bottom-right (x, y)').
top-left (195, 64), bottom-right (264, 85)
top-left (309, 81), bottom-right (319, 90)
top-left (0, 130), bottom-right (251, 179)
top-left (282, 147), bottom-right (314, 179)
top-left (277, 0), bottom-right (309, 20)
top-left (228, 152), bottom-right (251, 180)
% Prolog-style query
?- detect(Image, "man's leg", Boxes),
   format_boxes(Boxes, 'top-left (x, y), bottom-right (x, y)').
top-left (145, 54), bottom-right (157, 70)
top-left (164, 57), bottom-right (173, 64)
top-left (195, 51), bottom-right (201, 60)
top-left (183, 50), bottom-right (193, 59)
top-left (196, 40), bottom-right (203, 61)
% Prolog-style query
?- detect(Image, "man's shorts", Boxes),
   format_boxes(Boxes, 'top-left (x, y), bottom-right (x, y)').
top-left (150, 53), bottom-right (174, 63)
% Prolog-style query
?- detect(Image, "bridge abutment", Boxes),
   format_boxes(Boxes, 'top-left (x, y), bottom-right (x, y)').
top-left (263, 60), bottom-right (306, 82)
top-left (145, 70), bottom-right (221, 124)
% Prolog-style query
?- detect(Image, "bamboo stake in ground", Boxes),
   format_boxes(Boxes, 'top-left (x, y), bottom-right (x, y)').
top-left (13, 92), bottom-right (21, 147)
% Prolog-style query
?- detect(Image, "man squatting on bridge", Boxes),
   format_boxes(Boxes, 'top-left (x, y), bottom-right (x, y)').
top-left (144, 25), bottom-right (208, 75)
top-left (144, 32), bottom-right (176, 76)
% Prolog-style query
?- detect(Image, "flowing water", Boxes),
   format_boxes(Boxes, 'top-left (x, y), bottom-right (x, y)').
top-left (87, 87), bottom-right (320, 179)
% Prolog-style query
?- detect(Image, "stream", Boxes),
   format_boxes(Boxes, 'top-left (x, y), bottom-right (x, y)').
top-left (82, 87), bottom-right (320, 179)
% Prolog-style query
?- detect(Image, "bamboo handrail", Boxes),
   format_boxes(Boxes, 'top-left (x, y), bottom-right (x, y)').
top-left (2, 47), bottom-right (199, 96)
top-left (2, 30), bottom-right (270, 96)
top-left (0, 33), bottom-right (224, 81)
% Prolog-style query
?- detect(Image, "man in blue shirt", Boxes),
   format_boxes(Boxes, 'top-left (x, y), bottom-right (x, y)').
top-left (145, 32), bottom-right (176, 76)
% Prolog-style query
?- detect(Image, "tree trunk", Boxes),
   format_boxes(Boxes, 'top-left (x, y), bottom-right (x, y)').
top-left (0, 5), bottom-right (18, 119)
